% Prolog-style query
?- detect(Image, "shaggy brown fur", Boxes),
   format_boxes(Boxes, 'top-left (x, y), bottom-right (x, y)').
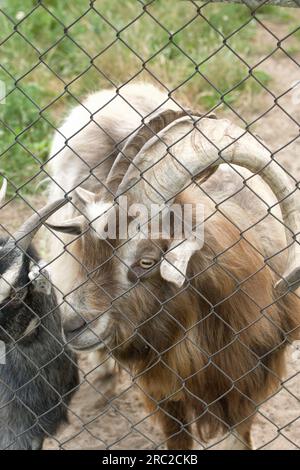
top-left (65, 191), bottom-right (300, 449)
top-left (46, 83), bottom-right (299, 449)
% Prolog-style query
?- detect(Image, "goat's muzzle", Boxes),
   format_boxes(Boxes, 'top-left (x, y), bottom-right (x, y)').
top-left (63, 312), bottom-right (110, 352)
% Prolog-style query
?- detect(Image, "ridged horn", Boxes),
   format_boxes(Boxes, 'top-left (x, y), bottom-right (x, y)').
top-left (105, 109), bottom-right (196, 195)
top-left (117, 116), bottom-right (300, 294)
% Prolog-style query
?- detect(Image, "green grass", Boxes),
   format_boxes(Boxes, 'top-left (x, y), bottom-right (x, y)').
top-left (0, 0), bottom-right (293, 195)
top-left (255, 4), bottom-right (293, 22)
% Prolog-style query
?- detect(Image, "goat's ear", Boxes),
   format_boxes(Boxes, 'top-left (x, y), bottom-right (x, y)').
top-left (160, 238), bottom-right (203, 287)
top-left (45, 215), bottom-right (85, 235)
top-left (75, 187), bottom-right (96, 205)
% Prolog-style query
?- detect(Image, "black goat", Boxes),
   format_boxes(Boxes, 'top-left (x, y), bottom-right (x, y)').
top-left (0, 187), bottom-right (79, 449)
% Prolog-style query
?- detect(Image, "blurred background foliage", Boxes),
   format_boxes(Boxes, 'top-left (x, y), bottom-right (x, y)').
top-left (0, 0), bottom-right (297, 194)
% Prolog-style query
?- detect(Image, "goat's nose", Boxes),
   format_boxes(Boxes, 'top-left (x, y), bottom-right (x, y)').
top-left (63, 315), bottom-right (87, 334)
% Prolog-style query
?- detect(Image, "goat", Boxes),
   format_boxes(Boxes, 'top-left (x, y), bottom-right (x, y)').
top-left (46, 84), bottom-right (300, 449)
top-left (0, 187), bottom-right (79, 450)
top-left (46, 82), bottom-right (181, 378)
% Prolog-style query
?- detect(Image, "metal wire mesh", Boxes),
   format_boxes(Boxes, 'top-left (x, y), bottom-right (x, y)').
top-left (0, 0), bottom-right (299, 450)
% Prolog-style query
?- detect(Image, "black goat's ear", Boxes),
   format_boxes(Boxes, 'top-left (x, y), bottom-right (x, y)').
top-left (46, 215), bottom-right (85, 236)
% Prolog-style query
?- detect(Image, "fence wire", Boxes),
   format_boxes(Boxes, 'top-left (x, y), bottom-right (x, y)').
top-left (0, 0), bottom-right (299, 451)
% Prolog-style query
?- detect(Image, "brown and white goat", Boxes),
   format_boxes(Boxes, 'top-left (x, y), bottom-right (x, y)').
top-left (46, 83), bottom-right (300, 449)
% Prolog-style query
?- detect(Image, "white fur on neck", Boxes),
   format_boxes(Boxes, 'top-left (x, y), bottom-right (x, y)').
top-left (86, 201), bottom-right (114, 238)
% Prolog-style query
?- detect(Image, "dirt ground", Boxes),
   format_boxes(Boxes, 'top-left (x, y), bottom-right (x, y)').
top-left (1, 17), bottom-right (300, 450)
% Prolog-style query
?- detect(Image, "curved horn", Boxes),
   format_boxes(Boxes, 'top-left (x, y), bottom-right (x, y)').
top-left (105, 109), bottom-right (194, 195)
top-left (117, 116), bottom-right (300, 294)
top-left (7, 198), bottom-right (70, 251)
top-left (0, 178), bottom-right (7, 205)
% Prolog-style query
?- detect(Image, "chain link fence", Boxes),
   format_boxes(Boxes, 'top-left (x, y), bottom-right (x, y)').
top-left (0, 0), bottom-right (300, 450)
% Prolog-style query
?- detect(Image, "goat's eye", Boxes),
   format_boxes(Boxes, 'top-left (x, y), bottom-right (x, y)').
top-left (139, 258), bottom-right (156, 269)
